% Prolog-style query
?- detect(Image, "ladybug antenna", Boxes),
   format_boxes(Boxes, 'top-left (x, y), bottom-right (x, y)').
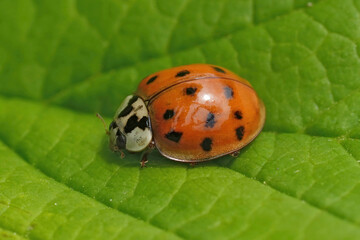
top-left (96, 113), bottom-right (110, 135)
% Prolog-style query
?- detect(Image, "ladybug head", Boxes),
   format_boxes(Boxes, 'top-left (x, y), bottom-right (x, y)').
top-left (108, 95), bottom-right (153, 155)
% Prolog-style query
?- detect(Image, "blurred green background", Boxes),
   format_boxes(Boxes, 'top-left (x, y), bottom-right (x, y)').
top-left (1, 0), bottom-right (360, 239)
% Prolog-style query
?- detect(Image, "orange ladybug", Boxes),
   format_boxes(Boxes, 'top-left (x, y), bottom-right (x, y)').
top-left (104, 64), bottom-right (265, 166)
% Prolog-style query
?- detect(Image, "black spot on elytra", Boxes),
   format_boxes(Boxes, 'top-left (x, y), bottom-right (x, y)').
top-left (205, 112), bottom-right (216, 128)
top-left (224, 86), bottom-right (234, 99)
top-left (165, 130), bottom-right (183, 143)
top-left (124, 115), bottom-right (149, 133)
top-left (234, 111), bottom-right (243, 119)
top-left (185, 87), bottom-right (197, 95)
top-left (236, 126), bottom-right (245, 140)
top-left (213, 66), bottom-right (226, 73)
top-left (176, 70), bottom-right (190, 77)
top-left (163, 109), bottom-right (174, 119)
top-left (146, 75), bottom-right (158, 84)
top-left (109, 121), bottom-right (118, 130)
top-left (118, 96), bottom-right (139, 118)
top-left (200, 137), bottom-right (212, 151)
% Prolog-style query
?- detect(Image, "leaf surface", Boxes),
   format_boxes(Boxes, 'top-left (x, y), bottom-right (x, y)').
top-left (1, 0), bottom-right (360, 239)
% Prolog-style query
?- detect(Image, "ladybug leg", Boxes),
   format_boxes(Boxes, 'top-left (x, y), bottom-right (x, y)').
top-left (119, 151), bottom-right (125, 159)
top-left (230, 150), bottom-right (240, 157)
top-left (148, 140), bottom-right (156, 150)
top-left (140, 153), bottom-right (149, 168)
top-left (189, 162), bottom-right (197, 167)
top-left (112, 145), bottom-right (126, 159)
top-left (113, 146), bottom-right (126, 159)
top-left (140, 141), bottom-right (155, 168)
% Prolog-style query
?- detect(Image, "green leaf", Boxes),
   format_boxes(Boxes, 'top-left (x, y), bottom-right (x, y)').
top-left (1, 0), bottom-right (360, 239)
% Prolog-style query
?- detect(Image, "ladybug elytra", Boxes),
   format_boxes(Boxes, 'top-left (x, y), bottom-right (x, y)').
top-left (103, 64), bottom-right (265, 166)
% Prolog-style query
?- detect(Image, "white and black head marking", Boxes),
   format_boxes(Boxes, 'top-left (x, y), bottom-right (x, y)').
top-left (109, 95), bottom-right (152, 153)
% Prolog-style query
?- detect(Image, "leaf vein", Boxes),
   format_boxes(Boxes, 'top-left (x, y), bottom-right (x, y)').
top-left (174, 176), bottom-right (236, 232)
top-left (0, 138), bottom-right (184, 240)
top-left (45, 0), bottom-right (323, 102)
top-left (147, 168), bottom-right (188, 221)
top-left (220, 164), bottom-right (360, 227)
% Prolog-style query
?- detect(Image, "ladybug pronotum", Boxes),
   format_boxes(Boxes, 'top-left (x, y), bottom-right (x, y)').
top-left (103, 64), bottom-right (265, 166)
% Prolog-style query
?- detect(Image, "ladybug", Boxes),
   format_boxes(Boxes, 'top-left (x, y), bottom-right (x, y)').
top-left (101, 64), bottom-right (265, 166)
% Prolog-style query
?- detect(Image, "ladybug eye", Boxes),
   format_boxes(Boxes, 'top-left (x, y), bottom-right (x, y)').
top-left (109, 121), bottom-right (118, 130)
top-left (116, 130), bottom-right (127, 149)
